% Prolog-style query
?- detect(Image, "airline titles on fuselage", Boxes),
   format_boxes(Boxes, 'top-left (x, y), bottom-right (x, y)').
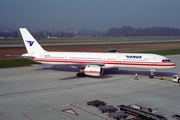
top-left (125, 55), bottom-right (142, 59)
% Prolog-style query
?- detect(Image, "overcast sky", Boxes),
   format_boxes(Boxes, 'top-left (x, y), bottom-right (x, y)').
top-left (0, 0), bottom-right (180, 30)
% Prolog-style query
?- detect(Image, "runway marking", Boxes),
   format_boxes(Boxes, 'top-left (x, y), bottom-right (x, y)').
top-left (0, 112), bottom-right (10, 120)
top-left (71, 104), bottom-right (108, 120)
top-left (61, 108), bottom-right (79, 116)
top-left (49, 104), bottom-right (70, 109)
top-left (22, 113), bottom-right (33, 120)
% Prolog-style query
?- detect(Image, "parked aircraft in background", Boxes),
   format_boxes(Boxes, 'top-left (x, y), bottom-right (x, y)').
top-left (19, 28), bottom-right (175, 77)
top-left (47, 35), bottom-right (58, 39)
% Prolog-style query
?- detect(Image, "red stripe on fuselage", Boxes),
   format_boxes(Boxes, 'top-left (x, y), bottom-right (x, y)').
top-left (34, 58), bottom-right (175, 67)
top-left (85, 71), bottom-right (100, 74)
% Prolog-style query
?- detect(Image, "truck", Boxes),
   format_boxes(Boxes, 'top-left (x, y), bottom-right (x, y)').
top-left (172, 75), bottom-right (180, 83)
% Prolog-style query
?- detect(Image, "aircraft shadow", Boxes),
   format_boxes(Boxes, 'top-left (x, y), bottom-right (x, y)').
top-left (59, 75), bottom-right (114, 80)
top-left (35, 66), bottom-right (79, 72)
top-left (35, 66), bottom-right (177, 80)
top-left (35, 66), bottom-right (114, 80)
top-left (104, 69), bottom-right (177, 77)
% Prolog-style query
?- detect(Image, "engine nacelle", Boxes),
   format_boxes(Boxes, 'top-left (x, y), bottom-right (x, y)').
top-left (84, 65), bottom-right (103, 76)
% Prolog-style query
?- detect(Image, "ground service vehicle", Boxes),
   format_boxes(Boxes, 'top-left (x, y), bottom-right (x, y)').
top-left (87, 100), bottom-right (106, 107)
top-left (172, 75), bottom-right (180, 83)
top-left (98, 105), bottom-right (118, 113)
top-left (129, 104), bottom-right (158, 114)
top-left (118, 105), bottom-right (167, 120)
top-left (108, 112), bottom-right (129, 120)
top-left (108, 47), bottom-right (119, 53)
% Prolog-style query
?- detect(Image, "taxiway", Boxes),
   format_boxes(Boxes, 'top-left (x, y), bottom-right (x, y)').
top-left (0, 55), bottom-right (180, 120)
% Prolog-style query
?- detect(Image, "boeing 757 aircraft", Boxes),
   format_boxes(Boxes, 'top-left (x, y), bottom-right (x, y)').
top-left (19, 28), bottom-right (175, 77)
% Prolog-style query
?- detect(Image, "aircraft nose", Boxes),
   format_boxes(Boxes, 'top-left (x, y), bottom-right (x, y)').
top-left (171, 63), bottom-right (176, 68)
top-left (173, 63), bottom-right (176, 67)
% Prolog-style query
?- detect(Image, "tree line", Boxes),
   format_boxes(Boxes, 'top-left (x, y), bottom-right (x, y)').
top-left (0, 30), bottom-right (74, 38)
top-left (1, 26), bottom-right (180, 38)
top-left (106, 26), bottom-right (180, 37)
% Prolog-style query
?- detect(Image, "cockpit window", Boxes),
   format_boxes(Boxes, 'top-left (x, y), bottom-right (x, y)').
top-left (162, 59), bottom-right (171, 62)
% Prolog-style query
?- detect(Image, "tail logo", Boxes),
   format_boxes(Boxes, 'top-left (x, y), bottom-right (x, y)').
top-left (26, 40), bottom-right (34, 46)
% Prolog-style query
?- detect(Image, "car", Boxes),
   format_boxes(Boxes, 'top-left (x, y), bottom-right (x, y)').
top-left (172, 75), bottom-right (180, 83)
top-left (108, 49), bottom-right (119, 53)
top-left (98, 105), bottom-right (118, 113)
top-left (108, 47), bottom-right (119, 53)
top-left (87, 100), bottom-right (106, 107)
top-left (108, 112), bottom-right (129, 119)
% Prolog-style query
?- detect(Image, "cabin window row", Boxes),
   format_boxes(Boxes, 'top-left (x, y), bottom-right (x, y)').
top-left (44, 55), bottom-right (64, 58)
top-left (70, 57), bottom-right (102, 60)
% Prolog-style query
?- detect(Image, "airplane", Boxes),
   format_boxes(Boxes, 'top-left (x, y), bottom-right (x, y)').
top-left (19, 28), bottom-right (175, 77)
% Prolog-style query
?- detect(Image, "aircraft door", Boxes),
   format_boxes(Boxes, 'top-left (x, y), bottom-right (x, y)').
top-left (117, 55), bottom-right (121, 64)
top-left (152, 57), bottom-right (157, 66)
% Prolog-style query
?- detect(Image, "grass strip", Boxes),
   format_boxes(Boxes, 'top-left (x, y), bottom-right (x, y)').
top-left (0, 58), bottom-right (38, 68)
top-left (133, 48), bottom-right (180, 55)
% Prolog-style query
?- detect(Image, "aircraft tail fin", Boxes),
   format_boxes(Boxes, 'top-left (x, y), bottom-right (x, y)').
top-left (19, 28), bottom-right (46, 53)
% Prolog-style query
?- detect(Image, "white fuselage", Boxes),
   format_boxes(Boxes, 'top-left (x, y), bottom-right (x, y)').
top-left (31, 51), bottom-right (175, 69)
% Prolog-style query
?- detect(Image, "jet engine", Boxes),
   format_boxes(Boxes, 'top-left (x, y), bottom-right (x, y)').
top-left (84, 65), bottom-right (103, 76)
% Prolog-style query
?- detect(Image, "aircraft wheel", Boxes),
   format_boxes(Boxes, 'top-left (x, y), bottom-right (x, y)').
top-left (76, 73), bottom-right (81, 77)
top-left (77, 73), bottom-right (85, 77)
top-left (149, 74), bottom-right (154, 79)
top-left (80, 73), bottom-right (85, 77)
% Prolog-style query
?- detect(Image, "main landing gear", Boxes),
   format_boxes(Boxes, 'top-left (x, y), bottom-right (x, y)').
top-left (76, 72), bottom-right (85, 77)
top-left (76, 68), bottom-right (86, 77)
